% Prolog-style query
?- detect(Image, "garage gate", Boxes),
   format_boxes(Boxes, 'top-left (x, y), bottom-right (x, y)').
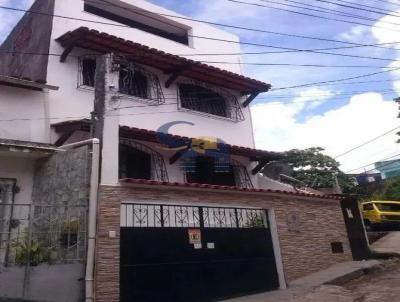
top-left (120, 203), bottom-right (280, 302)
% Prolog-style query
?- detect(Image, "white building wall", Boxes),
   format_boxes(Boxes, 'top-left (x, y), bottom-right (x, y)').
top-left (0, 156), bottom-right (35, 204)
top-left (0, 86), bottom-right (50, 143)
top-left (46, 0), bottom-right (255, 148)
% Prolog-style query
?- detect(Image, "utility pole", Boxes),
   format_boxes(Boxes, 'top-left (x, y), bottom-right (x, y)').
top-left (92, 53), bottom-right (121, 185)
top-left (92, 54), bottom-right (108, 141)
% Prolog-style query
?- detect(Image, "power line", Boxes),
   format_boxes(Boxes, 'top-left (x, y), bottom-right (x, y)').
top-left (272, 67), bottom-right (400, 90)
top-left (346, 152), bottom-right (400, 173)
top-left (312, 0), bottom-right (400, 15)
top-left (312, 0), bottom-right (400, 18)
top-left (4, 4), bottom-right (400, 65)
top-left (90, 0), bottom-right (400, 49)
top-left (334, 126), bottom-right (400, 159)
top-left (225, 0), bottom-right (400, 32)
top-left (1, 49), bottom-right (399, 67)
top-left (10, 0), bottom-right (395, 52)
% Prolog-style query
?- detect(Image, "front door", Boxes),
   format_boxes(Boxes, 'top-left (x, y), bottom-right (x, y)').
top-left (120, 204), bottom-right (279, 302)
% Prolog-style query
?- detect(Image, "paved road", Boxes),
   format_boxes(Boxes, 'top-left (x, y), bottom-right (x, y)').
top-left (370, 232), bottom-right (400, 254)
top-left (290, 260), bottom-right (400, 302)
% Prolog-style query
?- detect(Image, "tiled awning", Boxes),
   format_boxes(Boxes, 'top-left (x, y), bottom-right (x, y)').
top-left (52, 119), bottom-right (282, 161)
top-left (56, 27), bottom-right (271, 95)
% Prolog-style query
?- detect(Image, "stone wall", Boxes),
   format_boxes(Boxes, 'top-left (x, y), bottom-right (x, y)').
top-left (95, 184), bottom-right (352, 302)
top-left (32, 146), bottom-right (90, 205)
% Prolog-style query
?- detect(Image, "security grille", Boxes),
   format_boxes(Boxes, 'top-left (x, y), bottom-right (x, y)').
top-left (0, 203), bottom-right (87, 267)
top-left (120, 138), bottom-right (169, 182)
top-left (121, 203), bottom-right (267, 229)
top-left (178, 81), bottom-right (245, 122)
top-left (116, 59), bottom-right (165, 105)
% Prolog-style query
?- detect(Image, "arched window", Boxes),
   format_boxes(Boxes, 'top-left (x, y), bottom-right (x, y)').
top-left (119, 66), bottom-right (148, 99)
top-left (119, 139), bottom-right (169, 181)
top-left (178, 82), bottom-right (244, 121)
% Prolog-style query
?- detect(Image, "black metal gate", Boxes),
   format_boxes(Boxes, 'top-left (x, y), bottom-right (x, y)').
top-left (120, 204), bottom-right (279, 302)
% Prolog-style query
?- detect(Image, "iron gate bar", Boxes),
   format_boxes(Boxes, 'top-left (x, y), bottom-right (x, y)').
top-left (121, 203), bottom-right (267, 229)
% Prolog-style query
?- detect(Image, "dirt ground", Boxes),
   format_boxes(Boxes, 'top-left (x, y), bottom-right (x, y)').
top-left (290, 259), bottom-right (400, 302)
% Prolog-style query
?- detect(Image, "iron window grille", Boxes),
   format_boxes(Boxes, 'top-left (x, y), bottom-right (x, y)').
top-left (177, 81), bottom-right (245, 122)
top-left (184, 156), bottom-right (253, 189)
top-left (117, 61), bottom-right (165, 105)
top-left (119, 138), bottom-right (169, 182)
top-left (78, 55), bottom-right (97, 89)
top-left (121, 203), bottom-right (267, 229)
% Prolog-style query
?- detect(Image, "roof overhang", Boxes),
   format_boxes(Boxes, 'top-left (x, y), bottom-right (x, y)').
top-left (56, 27), bottom-right (271, 95)
top-left (0, 139), bottom-right (60, 158)
top-left (0, 75), bottom-right (59, 91)
top-left (52, 119), bottom-right (282, 161)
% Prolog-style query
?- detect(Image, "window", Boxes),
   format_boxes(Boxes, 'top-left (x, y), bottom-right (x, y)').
top-left (117, 63), bottom-right (165, 104)
top-left (375, 203), bottom-right (400, 212)
top-left (84, 3), bottom-right (190, 45)
top-left (186, 156), bottom-right (236, 187)
top-left (119, 144), bottom-right (152, 180)
top-left (178, 82), bottom-right (244, 122)
top-left (363, 203), bottom-right (374, 211)
top-left (119, 139), bottom-right (169, 181)
top-left (79, 57), bottom-right (96, 87)
top-left (119, 65), bottom-right (148, 99)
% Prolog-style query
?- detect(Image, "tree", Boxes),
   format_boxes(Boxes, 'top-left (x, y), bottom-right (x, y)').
top-left (280, 147), bottom-right (356, 193)
top-left (371, 176), bottom-right (400, 200)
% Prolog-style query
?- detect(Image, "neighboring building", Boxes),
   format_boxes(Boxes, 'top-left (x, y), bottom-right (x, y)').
top-left (0, 1), bottom-right (353, 302)
top-left (375, 159), bottom-right (400, 179)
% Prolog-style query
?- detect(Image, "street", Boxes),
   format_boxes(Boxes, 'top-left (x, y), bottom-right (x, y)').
top-left (290, 259), bottom-right (400, 302)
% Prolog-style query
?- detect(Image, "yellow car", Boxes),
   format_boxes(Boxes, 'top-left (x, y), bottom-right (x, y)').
top-left (361, 201), bottom-right (400, 230)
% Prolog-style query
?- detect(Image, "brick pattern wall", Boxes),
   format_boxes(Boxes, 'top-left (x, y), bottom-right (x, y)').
top-left (95, 185), bottom-right (352, 302)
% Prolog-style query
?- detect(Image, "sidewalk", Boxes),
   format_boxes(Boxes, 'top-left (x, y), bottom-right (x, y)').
top-left (371, 231), bottom-right (400, 254)
top-left (222, 260), bottom-right (381, 302)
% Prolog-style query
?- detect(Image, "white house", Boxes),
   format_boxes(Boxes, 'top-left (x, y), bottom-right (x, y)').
top-left (0, 1), bottom-right (355, 302)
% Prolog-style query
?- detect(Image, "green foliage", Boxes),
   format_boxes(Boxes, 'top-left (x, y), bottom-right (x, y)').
top-left (246, 215), bottom-right (265, 228)
top-left (371, 176), bottom-right (400, 201)
top-left (281, 147), bottom-right (356, 192)
top-left (14, 239), bottom-right (49, 266)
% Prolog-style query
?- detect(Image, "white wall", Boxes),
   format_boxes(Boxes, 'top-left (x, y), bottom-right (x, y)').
top-left (46, 0), bottom-right (256, 148)
top-left (0, 156), bottom-right (35, 204)
top-left (0, 86), bottom-right (50, 143)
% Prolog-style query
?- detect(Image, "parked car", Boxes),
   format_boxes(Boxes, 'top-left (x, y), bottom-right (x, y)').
top-left (361, 201), bottom-right (400, 230)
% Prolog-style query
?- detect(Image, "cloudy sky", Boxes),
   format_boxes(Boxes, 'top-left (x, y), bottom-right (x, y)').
top-left (2, 0), bottom-right (400, 173)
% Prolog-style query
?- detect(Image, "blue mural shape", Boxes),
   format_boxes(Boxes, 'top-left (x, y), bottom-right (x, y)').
top-left (156, 121), bottom-right (230, 172)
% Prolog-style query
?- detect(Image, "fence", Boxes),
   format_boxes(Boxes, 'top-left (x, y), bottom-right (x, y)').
top-left (0, 203), bottom-right (87, 301)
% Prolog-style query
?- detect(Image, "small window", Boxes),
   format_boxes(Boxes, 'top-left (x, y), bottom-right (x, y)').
top-left (119, 65), bottom-right (148, 98)
top-left (179, 84), bottom-right (228, 118)
top-left (79, 57), bottom-right (96, 87)
top-left (119, 145), bottom-right (152, 180)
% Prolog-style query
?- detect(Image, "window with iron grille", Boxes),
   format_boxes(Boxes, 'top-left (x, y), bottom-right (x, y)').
top-left (78, 56), bottom-right (96, 88)
top-left (178, 82), bottom-right (245, 122)
top-left (184, 156), bottom-right (253, 188)
top-left (119, 139), bottom-right (169, 181)
top-left (118, 62), bottom-right (165, 105)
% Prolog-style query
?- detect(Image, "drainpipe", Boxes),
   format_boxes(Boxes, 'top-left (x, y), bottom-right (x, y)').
top-left (60, 139), bottom-right (100, 302)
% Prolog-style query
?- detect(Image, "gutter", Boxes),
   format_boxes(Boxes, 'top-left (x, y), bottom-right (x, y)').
top-left (60, 139), bottom-right (100, 302)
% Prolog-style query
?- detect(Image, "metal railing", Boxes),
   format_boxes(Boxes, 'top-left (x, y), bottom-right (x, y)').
top-left (0, 203), bottom-right (87, 268)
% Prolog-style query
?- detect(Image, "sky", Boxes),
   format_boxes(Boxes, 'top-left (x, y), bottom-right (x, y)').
top-left (1, 0), bottom-right (400, 173)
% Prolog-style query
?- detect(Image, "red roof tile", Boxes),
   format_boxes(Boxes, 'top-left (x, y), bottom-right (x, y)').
top-left (52, 119), bottom-right (282, 160)
top-left (56, 27), bottom-right (271, 94)
top-left (120, 178), bottom-right (343, 201)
